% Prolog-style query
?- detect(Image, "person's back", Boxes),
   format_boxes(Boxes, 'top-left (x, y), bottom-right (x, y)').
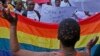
top-left (55, 0), bottom-right (61, 7)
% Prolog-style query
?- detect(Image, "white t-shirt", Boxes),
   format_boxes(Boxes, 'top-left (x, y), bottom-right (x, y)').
top-left (34, 3), bottom-right (42, 14)
top-left (14, 9), bottom-right (24, 15)
top-left (27, 11), bottom-right (39, 21)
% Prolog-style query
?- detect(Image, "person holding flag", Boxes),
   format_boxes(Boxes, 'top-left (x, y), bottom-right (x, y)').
top-left (1, 9), bottom-right (99, 56)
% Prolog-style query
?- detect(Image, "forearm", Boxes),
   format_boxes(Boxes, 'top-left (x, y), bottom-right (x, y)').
top-left (10, 24), bottom-right (20, 52)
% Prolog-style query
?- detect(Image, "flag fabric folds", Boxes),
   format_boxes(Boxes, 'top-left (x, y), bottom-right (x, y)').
top-left (0, 13), bottom-right (100, 56)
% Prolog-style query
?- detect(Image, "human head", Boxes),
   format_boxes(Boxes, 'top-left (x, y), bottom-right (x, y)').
top-left (58, 18), bottom-right (80, 47)
top-left (38, 3), bottom-right (43, 6)
top-left (55, 0), bottom-right (61, 7)
top-left (15, 1), bottom-right (23, 11)
top-left (27, 0), bottom-right (35, 11)
top-left (0, 0), bottom-right (6, 4)
top-left (6, 0), bottom-right (12, 4)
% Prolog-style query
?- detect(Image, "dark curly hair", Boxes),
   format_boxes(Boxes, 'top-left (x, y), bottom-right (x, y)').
top-left (58, 18), bottom-right (80, 47)
top-left (0, 0), bottom-right (6, 4)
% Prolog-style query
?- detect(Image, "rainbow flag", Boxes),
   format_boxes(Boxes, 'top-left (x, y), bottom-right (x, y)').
top-left (0, 13), bottom-right (100, 56)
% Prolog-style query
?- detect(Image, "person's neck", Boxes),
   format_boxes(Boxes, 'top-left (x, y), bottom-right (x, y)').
top-left (61, 46), bottom-right (75, 52)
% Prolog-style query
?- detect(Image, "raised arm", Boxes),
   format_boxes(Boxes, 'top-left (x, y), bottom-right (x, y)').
top-left (2, 9), bottom-right (20, 52)
top-left (2, 9), bottom-right (49, 56)
top-left (86, 36), bottom-right (99, 56)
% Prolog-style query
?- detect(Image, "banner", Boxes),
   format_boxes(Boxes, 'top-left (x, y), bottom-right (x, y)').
top-left (0, 13), bottom-right (100, 56)
top-left (83, 0), bottom-right (100, 13)
top-left (33, 0), bottom-right (50, 3)
top-left (40, 4), bottom-right (76, 23)
top-left (71, 0), bottom-right (90, 2)
top-left (73, 0), bottom-right (100, 13)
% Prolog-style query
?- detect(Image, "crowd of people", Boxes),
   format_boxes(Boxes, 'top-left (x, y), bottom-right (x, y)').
top-left (0, 0), bottom-right (41, 21)
top-left (0, 0), bottom-right (94, 22)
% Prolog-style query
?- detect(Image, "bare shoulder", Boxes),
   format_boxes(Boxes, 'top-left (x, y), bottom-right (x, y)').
top-left (14, 49), bottom-right (60, 56)
top-left (77, 50), bottom-right (90, 56)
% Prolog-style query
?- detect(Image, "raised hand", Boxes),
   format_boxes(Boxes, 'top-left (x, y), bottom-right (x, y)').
top-left (84, 11), bottom-right (91, 16)
top-left (2, 9), bottom-right (18, 25)
top-left (87, 36), bottom-right (99, 50)
top-left (2, 9), bottom-right (20, 52)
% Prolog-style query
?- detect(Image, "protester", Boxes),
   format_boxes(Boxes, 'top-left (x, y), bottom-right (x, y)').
top-left (55, 0), bottom-right (61, 7)
top-left (47, 0), bottom-right (52, 5)
top-left (60, 0), bottom-right (71, 7)
top-left (22, 0), bottom-right (41, 21)
top-left (1, 9), bottom-right (99, 56)
top-left (14, 1), bottom-right (24, 15)
top-left (51, 0), bottom-right (63, 6)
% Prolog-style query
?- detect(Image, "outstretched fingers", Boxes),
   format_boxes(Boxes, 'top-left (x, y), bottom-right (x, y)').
top-left (2, 9), bottom-right (18, 25)
top-left (87, 36), bottom-right (99, 49)
top-left (92, 36), bottom-right (99, 45)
